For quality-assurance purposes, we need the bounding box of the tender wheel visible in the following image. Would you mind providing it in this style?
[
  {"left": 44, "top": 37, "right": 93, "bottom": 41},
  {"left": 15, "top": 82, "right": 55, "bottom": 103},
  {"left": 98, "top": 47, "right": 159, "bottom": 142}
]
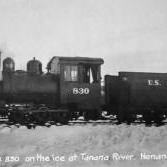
[
  {"left": 153, "top": 111, "right": 164, "bottom": 126},
  {"left": 117, "top": 107, "right": 126, "bottom": 124},
  {"left": 83, "top": 111, "right": 89, "bottom": 121},
  {"left": 143, "top": 111, "right": 152, "bottom": 125}
]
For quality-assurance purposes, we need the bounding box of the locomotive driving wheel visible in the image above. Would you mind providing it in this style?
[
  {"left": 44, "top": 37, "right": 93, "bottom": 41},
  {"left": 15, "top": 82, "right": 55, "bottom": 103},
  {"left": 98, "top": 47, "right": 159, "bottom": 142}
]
[
  {"left": 51, "top": 109, "right": 69, "bottom": 125},
  {"left": 8, "top": 111, "right": 25, "bottom": 124},
  {"left": 83, "top": 109, "right": 101, "bottom": 121}
]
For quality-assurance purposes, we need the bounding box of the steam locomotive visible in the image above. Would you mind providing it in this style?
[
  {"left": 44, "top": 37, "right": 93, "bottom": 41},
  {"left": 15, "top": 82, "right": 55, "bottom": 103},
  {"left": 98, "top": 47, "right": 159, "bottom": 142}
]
[{"left": 0, "top": 56, "right": 167, "bottom": 125}]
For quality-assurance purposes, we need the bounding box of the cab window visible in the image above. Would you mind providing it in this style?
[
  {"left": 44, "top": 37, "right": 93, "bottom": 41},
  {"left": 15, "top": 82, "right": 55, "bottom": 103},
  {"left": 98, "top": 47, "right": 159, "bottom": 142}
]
[
  {"left": 82, "top": 65, "right": 100, "bottom": 83},
  {"left": 64, "top": 65, "right": 78, "bottom": 81}
]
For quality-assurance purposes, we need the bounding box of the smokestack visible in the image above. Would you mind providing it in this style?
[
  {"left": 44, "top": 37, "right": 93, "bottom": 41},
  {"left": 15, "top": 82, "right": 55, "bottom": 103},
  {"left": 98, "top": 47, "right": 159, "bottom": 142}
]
[
  {"left": 0, "top": 51, "right": 2, "bottom": 81},
  {"left": 0, "top": 51, "right": 1, "bottom": 69},
  {"left": 0, "top": 51, "right": 1, "bottom": 71}
]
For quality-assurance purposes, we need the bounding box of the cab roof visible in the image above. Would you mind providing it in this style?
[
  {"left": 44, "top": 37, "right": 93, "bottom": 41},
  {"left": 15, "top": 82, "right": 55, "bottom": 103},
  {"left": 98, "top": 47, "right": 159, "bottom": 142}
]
[{"left": 47, "top": 56, "right": 104, "bottom": 69}]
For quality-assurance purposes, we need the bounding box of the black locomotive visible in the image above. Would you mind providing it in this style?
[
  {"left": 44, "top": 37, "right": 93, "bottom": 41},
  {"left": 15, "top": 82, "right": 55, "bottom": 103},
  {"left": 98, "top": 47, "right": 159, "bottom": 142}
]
[
  {"left": 0, "top": 56, "right": 167, "bottom": 125},
  {"left": 0, "top": 56, "right": 103, "bottom": 124}
]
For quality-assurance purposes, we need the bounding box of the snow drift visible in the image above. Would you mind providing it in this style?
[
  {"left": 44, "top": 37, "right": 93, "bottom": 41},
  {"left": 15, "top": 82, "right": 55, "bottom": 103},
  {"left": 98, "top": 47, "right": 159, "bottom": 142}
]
[{"left": 0, "top": 124, "right": 167, "bottom": 167}]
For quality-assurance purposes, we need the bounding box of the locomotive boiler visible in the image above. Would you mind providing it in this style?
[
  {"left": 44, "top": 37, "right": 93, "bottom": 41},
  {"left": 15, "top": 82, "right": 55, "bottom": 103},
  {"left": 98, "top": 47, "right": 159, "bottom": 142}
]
[{"left": 2, "top": 58, "right": 59, "bottom": 106}]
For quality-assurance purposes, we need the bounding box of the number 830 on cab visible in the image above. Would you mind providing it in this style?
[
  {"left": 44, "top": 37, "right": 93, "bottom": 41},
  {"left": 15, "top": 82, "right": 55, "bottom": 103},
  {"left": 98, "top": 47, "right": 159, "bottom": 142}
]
[{"left": 72, "top": 88, "right": 90, "bottom": 95}]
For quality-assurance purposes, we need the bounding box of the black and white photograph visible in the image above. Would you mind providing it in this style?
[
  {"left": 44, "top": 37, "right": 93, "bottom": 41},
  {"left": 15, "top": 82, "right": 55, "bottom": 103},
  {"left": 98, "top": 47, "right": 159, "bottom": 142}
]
[{"left": 0, "top": 0, "right": 167, "bottom": 166}]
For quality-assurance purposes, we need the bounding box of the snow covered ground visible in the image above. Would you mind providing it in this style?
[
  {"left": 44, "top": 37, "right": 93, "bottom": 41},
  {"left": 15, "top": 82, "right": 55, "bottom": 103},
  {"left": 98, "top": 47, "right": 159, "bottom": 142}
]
[{"left": 0, "top": 124, "right": 167, "bottom": 167}]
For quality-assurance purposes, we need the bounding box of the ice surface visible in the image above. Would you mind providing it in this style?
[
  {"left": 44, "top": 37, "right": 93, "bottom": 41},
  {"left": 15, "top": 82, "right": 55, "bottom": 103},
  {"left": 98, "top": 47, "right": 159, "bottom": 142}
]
[{"left": 0, "top": 124, "right": 167, "bottom": 167}]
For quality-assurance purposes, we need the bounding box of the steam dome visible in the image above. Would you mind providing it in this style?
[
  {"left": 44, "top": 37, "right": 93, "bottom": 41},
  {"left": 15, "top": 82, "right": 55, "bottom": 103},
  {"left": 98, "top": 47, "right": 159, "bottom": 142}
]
[{"left": 27, "top": 57, "right": 42, "bottom": 74}]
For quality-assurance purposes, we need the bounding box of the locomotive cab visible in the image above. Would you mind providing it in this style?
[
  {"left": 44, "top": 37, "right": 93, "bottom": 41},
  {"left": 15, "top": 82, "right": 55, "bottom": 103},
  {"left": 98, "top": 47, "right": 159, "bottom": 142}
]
[{"left": 48, "top": 56, "right": 104, "bottom": 120}]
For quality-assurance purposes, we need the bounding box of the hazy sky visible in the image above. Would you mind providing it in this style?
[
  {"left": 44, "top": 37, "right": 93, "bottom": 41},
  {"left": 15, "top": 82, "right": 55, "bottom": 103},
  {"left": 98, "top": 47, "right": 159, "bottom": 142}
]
[{"left": 0, "top": 0, "right": 167, "bottom": 75}]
